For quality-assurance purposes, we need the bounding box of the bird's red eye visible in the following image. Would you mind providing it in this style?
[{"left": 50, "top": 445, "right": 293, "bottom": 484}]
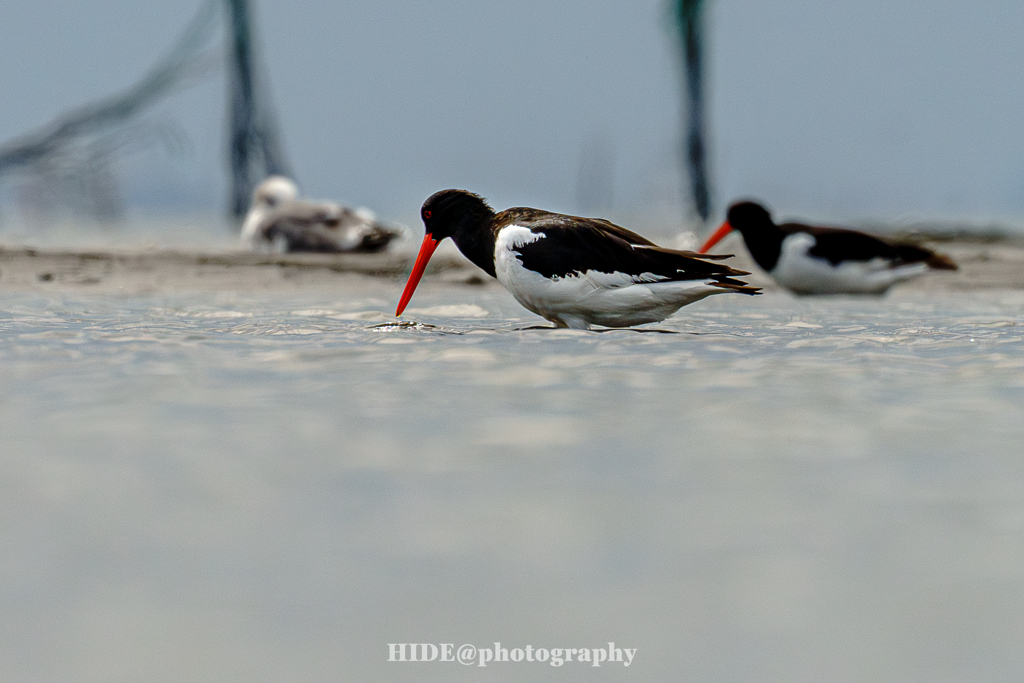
[{"left": 423, "top": 209, "right": 432, "bottom": 219}]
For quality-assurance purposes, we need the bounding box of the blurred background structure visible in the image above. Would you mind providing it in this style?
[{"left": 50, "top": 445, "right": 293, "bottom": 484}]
[
  {"left": 0, "top": 0, "right": 1022, "bottom": 233},
  {"left": 225, "top": 0, "right": 290, "bottom": 219},
  {"left": 0, "top": 1, "right": 222, "bottom": 226},
  {"left": 0, "top": 0, "right": 289, "bottom": 227},
  {"left": 674, "top": 0, "right": 712, "bottom": 228}
]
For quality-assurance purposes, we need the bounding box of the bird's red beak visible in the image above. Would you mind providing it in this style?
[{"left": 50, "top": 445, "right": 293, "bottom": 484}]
[
  {"left": 395, "top": 232, "right": 441, "bottom": 316},
  {"left": 699, "top": 221, "right": 734, "bottom": 254}
]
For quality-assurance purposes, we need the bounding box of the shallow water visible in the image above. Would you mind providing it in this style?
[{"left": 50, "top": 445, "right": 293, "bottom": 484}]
[{"left": 2, "top": 280, "right": 1024, "bottom": 682}]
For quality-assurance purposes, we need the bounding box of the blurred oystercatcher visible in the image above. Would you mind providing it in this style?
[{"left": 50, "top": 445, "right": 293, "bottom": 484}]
[
  {"left": 395, "top": 189, "right": 760, "bottom": 330},
  {"left": 241, "top": 176, "right": 404, "bottom": 253},
  {"left": 700, "top": 201, "right": 958, "bottom": 295}
]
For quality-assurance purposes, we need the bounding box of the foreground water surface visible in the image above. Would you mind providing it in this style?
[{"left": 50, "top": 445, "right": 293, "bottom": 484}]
[{"left": 2, "top": 279, "right": 1024, "bottom": 682}]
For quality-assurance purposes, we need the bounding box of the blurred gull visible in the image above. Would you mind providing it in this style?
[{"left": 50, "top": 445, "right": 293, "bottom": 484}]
[{"left": 241, "top": 176, "right": 404, "bottom": 253}]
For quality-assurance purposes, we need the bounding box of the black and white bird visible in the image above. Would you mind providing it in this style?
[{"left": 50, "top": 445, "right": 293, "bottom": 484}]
[
  {"left": 395, "top": 189, "right": 759, "bottom": 329},
  {"left": 701, "top": 201, "right": 958, "bottom": 295},
  {"left": 240, "top": 176, "right": 403, "bottom": 253}
]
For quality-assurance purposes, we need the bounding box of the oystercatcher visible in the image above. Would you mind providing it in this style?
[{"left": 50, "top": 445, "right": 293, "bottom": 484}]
[
  {"left": 395, "top": 189, "right": 760, "bottom": 330},
  {"left": 700, "top": 201, "right": 958, "bottom": 295},
  {"left": 241, "top": 176, "right": 404, "bottom": 253}
]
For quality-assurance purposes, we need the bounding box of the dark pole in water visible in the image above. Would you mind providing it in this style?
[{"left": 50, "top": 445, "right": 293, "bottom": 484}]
[
  {"left": 226, "top": 0, "right": 290, "bottom": 219},
  {"left": 674, "top": 0, "right": 712, "bottom": 228}
]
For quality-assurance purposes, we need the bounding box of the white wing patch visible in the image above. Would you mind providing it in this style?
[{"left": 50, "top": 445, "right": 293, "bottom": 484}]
[{"left": 496, "top": 225, "right": 544, "bottom": 251}]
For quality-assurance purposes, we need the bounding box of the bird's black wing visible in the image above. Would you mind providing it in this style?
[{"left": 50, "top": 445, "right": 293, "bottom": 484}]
[
  {"left": 502, "top": 210, "right": 755, "bottom": 289},
  {"left": 787, "top": 223, "right": 956, "bottom": 269}
]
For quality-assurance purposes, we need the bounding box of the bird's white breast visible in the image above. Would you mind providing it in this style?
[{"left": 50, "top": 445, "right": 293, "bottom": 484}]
[{"left": 240, "top": 207, "right": 267, "bottom": 248}]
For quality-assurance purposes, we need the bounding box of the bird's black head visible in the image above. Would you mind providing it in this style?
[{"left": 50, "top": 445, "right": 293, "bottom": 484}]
[
  {"left": 726, "top": 201, "right": 775, "bottom": 234},
  {"left": 420, "top": 189, "right": 495, "bottom": 241},
  {"left": 418, "top": 189, "right": 499, "bottom": 276},
  {"left": 719, "top": 200, "right": 787, "bottom": 271}
]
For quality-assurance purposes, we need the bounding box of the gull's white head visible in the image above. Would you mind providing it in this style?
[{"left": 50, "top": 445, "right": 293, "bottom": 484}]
[
  {"left": 253, "top": 175, "right": 299, "bottom": 209},
  {"left": 241, "top": 176, "right": 300, "bottom": 247}
]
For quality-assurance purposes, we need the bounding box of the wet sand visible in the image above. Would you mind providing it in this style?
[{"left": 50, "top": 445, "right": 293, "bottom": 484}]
[
  {"left": 1, "top": 236, "right": 1022, "bottom": 296},
  {"left": 0, "top": 243, "right": 481, "bottom": 294},
  {"left": 3, "top": 234, "right": 1024, "bottom": 683}
]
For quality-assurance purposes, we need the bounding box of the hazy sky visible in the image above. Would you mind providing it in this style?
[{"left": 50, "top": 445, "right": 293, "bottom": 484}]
[{"left": 2, "top": 0, "right": 1023, "bottom": 229}]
